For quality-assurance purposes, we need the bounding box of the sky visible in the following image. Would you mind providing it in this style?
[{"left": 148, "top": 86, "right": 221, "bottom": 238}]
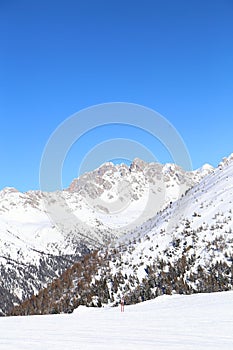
[{"left": 1, "top": 0, "right": 233, "bottom": 192}]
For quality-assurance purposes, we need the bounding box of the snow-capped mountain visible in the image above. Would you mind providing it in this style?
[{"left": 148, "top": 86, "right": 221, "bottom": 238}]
[
  {"left": 9, "top": 154, "right": 233, "bottom": 316},
  {"left": 0, "top": 159, "right": 212, "bottom": 315},
  {"left": 67, "top": 158, "right": 213, "bottom": 229}
]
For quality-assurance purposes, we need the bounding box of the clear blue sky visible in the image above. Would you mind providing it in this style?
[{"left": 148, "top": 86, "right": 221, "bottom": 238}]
[{"left": 1, "top": 0, "right": 233, "bottom": 191}]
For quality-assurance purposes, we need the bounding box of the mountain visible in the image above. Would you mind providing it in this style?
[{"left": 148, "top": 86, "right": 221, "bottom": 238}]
[
  {"left": 67, "top": 159, "right": 213, "bottom": 230},
  {"left": 9, "top": 154, "right": 233, "bottom": 316},
  {"left": 0, "top": 159, "right": 212, "bottom": 315}
]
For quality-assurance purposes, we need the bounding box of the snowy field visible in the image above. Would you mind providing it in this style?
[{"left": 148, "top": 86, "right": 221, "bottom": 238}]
[{"left": 0, "top": 292, "right": 232, "bottom": 350}]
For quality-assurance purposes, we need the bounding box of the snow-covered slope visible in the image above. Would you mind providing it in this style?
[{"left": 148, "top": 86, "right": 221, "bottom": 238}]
[
  {"left": 10, "top": 154, "right": 233, "bottom": 317},
  {"left": 0, "top": 159, "right": 211, "bottom": 314},
  {"left": 117, "top": 153, "right": 233, "bottom": 273},
  {"left": 2, "top": 292, "right": 233, "bottom": 350},
  {"left": 103, "top": 153, "right": 233, "bottom": 302}
]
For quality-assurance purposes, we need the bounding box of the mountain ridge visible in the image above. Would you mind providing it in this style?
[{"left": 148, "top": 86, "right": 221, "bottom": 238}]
[
  {"left": 0, "top": 158, "right": 215, "bottom": 315},
  {"left": 7, "top": 154, "right": 233, "bottom": 316}
]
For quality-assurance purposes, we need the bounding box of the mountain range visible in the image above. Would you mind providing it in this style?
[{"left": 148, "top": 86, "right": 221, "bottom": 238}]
[{"left": 2, "top": 155, "right": 233, "bottom": 315}]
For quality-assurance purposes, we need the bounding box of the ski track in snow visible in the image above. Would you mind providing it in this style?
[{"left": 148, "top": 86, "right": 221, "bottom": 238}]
[{"left": 0, "top": 291, "right": 232, "bottom": 350}]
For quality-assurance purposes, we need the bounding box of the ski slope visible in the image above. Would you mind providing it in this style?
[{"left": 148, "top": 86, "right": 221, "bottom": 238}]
[{"left": 1, "top": 291, "right": 232, "bottom": 350}]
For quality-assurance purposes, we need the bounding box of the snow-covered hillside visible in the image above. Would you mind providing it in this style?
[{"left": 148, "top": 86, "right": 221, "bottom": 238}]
[
  {"left": 2, "top": 292, "right": 233, "bottom": 350},
  {"left": 104, "top": 153, "right": 233, "bottom": 304},
  {"left": 118, "top": 153, "right": 233, "bottom": 277},
  {"left": 10, "top": 155, "right": 233, "bottom": 316},
  {"left": 0, "top": 159, "right": 211, "bottom": 314}
]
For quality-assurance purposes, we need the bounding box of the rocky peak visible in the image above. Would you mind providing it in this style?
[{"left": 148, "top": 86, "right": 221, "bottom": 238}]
[{"left": 129, "top": 158, "right": 148, "bottom": 172}]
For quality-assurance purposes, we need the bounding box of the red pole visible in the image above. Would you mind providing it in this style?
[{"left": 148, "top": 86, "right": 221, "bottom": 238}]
[{"left": 121, "top": 297, "right": 124, "bottom": 312}]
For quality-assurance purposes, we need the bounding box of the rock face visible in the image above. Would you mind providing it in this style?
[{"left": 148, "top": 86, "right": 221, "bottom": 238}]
[
  {"left": 0, "top": 159, "right": 213, "bottom": 315},
  {"left": 67, "top": 159, "right": 213, "bottom": 229}
]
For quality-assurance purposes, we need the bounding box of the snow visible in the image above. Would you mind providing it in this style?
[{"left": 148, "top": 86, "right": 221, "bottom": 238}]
[
  {"left": 0, "top": 156, "right": 230, "bottom": 314},
  {"left": 1, "top": 291, "right": 232, "bottom": 350},
  {"left": 0, "top": 158, "right": 213, "bottom": 256},
  {"left": 110, "top": 155, "right": 233, "bottom": 288}
]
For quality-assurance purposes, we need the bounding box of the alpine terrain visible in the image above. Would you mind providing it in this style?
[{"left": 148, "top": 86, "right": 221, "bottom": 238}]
[
  {"left": 5, "top": 155, "right": 233, "bottom": 316},
  {"left": 0, "top": 159, "right": 212, "bottom": 315}
]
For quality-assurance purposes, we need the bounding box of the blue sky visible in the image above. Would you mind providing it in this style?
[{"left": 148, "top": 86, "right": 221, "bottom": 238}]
[{"left": 1, "top": 0, "right": 233, "bottom": 191}]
